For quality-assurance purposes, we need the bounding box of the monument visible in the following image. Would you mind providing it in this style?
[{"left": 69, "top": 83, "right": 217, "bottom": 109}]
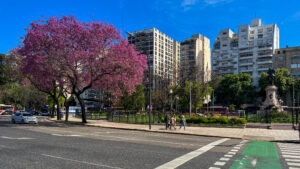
[{"left": 261, "top": 68, "right": 283, "bottom": 112}]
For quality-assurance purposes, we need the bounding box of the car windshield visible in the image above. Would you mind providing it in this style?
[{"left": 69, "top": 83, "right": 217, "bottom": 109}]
[{"left": 23, "top": 113, "right": 33, "bottom": 116}]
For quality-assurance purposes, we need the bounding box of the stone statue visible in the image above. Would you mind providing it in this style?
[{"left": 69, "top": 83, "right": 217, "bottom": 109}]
[{"left": 267, "top": 68, "right": 275, "bottom": 85}]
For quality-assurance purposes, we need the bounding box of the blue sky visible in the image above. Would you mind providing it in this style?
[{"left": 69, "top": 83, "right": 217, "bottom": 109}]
[{"left": 1, "top": 0, "right": 300, "bottom": 54}]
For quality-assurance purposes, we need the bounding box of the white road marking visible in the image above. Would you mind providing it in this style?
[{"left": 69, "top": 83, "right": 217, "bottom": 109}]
[
  {"left": 225, "top": 154, "right": 233, "bottom": 157},
  {"left": 283, "top": 155, "right": 300, "bottom": 159},
  {"left": 282, "top": 152, "right": 300, "bottom": 155},
  {"left": 288, "top": 163, "right": 300, "bottom": 167},
  {"left": 251, "top": 159, "right": 257, "bottom": 167},
  {"left": 51, "top": 134, "right": 81, "bottom": 137},
  {"left": 228, "top": 152, "right": 236, "bottom": 155},
  {"left": 155, "top": 138, "right": 229, "bottom": 169},
  {"left": 209, "top": 167, "right": 220, "bottom": 169},
  {"left": 286, "top": 159, "right": 300, "bottom": 162},
  {"left": 214, "top": 161, "right": 226, "bottom": 166},
  {"left": 41, "top": 154, "right": 123, "bottom": 169},
  {"left": 289, "top": 167, "right": 300, "bottom": 169},
  {"left": 0, "top": 136, "right": 34, "bottom": 140},
  {"left": 220, "top": 157, "right": 230, "bottom": 161},
  {"left": 231, "top": 149, "right": 238, "bottom": 152},
  {"left": 233, "top": 146, "right": 240, "bottom": 149},
  {"left": 280, "top": 148, "right": 300, "bottom": 151},
  {"left": 281, "top": 150, "right": 300, "bottom": 153}
]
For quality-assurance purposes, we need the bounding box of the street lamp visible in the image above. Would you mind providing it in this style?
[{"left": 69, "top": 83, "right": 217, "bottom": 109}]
[
  {"left": 170, "top": 89, "right": 173, "bottom": 112},
  {"left": 148, "top": 58, "right": 152, "bottom": 130}
]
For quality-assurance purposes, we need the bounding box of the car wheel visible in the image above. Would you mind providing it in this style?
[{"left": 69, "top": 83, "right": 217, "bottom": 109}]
[
  {"left": 21, "top": 119, "right": 25, "bottom": 124},
  {"left": 12, "top": 119, "right": 16, "bottom": 124}
]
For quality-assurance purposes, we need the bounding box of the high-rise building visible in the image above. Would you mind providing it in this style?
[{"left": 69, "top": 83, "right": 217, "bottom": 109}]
[
  {"left": 273, "top": 46, "right": 300, "bottom": 78},
  {"left": 180, "top": 34, "right": 211, "bottom": 83},
  {"left": 127, "top": 28, "right": 180, "bottom": 88},
  {"left": 212, "top": 18, "right": 279, "bottom": 85}
]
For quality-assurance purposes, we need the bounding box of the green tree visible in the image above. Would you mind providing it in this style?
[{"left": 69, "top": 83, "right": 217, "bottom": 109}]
[
  {"left": 215, "top": 73, "right": 256, "bottom": 107},
  {"left": 117, "top": 85, "right": 145, "bottom": 111},
  {"left": 259, "top": 68, "right": 293, "bottom": 102},
  {"left": 178, "top": 81, "right": 212, "bottom": 113}
]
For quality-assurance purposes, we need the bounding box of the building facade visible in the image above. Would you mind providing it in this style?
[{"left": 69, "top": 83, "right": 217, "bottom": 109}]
[
  {"left": 127, "top": 28, "right": 180, "bottom": 88},
  {"left": 273, "top": 46, "right": 300, "bottom": 78},
  {"left": 212, "top": 18, "right": 279, "bottom": 85},
  {"left": 180, "top": 34, "right": 211, "bottom": 83}
]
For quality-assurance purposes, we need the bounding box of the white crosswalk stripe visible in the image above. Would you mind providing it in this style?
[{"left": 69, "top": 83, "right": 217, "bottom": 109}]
[
  {"left": 278, "top": 143, "right": 300, "bottom": 168},
  {"left": 208, "top": 140, "right": 248, "bottom": 169}
]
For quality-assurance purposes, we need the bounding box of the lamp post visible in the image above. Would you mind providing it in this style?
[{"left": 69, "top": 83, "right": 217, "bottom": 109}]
[
  {"left": 148, "top": 59, "right": 152, "bottom": 130},
  {"left": 170, "top": 89, "right": 173, "bottom": 112},
  {"left": 189, "top": 82, "right": 192, "bottom": 117},
  {"left": 175, "top": 96, "right": 179, "bottom": 112}
]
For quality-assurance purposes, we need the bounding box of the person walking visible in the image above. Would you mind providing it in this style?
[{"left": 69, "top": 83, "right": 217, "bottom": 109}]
[
  {"left": 165, "top": 113, "right": 170, "bottom": 130},
  {"left": 170, "top": 114, "right": 177, "bottom": 130},
  {"left": 179, "top": 114, "right": 186, "bottom": 130}
]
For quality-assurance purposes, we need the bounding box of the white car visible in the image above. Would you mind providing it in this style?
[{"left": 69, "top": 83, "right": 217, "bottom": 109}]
[{"left": 11, "top": 112, "right": 38, "bottom": 124}]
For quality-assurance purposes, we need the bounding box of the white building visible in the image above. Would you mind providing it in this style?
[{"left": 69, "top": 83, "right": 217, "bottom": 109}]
[
  {"left": 127, "top": 28, "right": 180, "bottom": 88},
  {"left": 212, "top": 18, "right": 279, "bottom": 85}
]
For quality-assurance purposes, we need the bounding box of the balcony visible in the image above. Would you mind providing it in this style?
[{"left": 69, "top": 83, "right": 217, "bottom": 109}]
[
  {"left": 257, "top": 67, "right": 269, "bottom": 71},
  {"left": 239, "top": 68, "right": 253, "bottom": 73},
  {"left": 257, "top": 60, "right": 272, "bottom": 65},
  {"left": 219, "top": 70, "right": 234, "bottom": 74},
  {"left": 217, "top": 57, "right": 234, "bottom": 61},
  {"left": 257, "top": 53, "right": 272, "bottom": 58},
  {"left": 257, "top": 46, "right": 273, "bottom": 51},
  {"left": 239, "top": 56, "right": 253, "bottom": 60},
  {"left": 218, "top": 63, "right": 235, "bottom": 68},
  {"left": 239, "top": 62, "right": 253, "bottom": 66}
]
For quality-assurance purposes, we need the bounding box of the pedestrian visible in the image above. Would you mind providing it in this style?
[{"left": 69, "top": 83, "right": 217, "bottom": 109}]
[
  {"left": 170, "top": 114, "right": 177, "bottom": 130},
  {"left": 165, "top": 113, "right": 170, "bottom": 130},
  {"left": 179, "top": 114, "right": 186, "bottom": 130}
]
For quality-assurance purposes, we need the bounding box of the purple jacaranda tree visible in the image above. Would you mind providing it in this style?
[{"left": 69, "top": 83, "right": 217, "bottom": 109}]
[{"left": 16, "top": 15, "right": 147, "bottom": 123}]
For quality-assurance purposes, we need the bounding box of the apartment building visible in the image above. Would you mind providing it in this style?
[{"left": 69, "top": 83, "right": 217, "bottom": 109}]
[
  {"left": 180, "top": 34, "right": 211, "bottom": 83},
  {"left": 127, "top": 28, "right": 180, "bottom": 88},
  {"left": 273, "top": 46, "right": 300, "bottom": 78},
  {"left": 212, "top": 18, "right": 279, "bottom": 85}
]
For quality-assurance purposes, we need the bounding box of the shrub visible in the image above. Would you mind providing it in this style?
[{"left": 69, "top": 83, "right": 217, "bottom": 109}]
[{"left": 218, "top": 117, "right": 229, "bottom": 124}]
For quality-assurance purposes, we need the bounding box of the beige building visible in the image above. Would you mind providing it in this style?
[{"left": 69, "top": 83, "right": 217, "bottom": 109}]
[
  {"left": 273, "top": 46, "right": 300, "bottom": 78},
  {"left": 180, "top": 34, "right": 211, "bottom": 83},
  {"left": 127, "top": 28, "right": 180, "bottom": 88}
]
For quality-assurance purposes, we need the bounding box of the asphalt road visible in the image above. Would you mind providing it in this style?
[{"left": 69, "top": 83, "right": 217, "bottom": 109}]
[{"left": 0, "top": 116, "right": 299, "bottom": 169}]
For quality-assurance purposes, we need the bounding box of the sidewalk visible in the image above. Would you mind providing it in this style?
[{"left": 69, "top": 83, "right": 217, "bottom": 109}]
[{"left": 49, "top": 116, "right": 300, "bottom": 142}]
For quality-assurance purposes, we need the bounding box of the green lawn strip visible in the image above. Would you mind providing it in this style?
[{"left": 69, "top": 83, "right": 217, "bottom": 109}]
[{"left": 229, "top": 141, "right": 281, "bottom": 169}]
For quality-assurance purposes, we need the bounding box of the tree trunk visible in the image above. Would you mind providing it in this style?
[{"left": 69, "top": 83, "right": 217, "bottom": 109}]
[
  {"left": 51, "top": 95, "right": 55, "bottom": 118},
  {"left": 76, "top": 94, "right": 87, "bottom": 123},
  {"left": 65, "top": 102, "right": 69, "bottom": 122},
  {"left": 56, "top": 96, "right": 60, "bottom": 120}
]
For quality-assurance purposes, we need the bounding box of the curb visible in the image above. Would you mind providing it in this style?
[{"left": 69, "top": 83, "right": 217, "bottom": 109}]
[{"left": 48, "top": 118, "right": 300, "bottom": 143}]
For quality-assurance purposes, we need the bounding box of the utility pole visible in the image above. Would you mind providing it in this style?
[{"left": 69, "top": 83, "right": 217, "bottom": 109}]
[
  {"left": 293, "top": 79, "right": 295, "bottom": 129},
  {"left": 212, "top": 89, "right": 214, "bottom": 113},
  {"left": 189, "top": 82, "right": 192, "bottom": 117},
  {"left": 148, "top": 60, "right": 152, "bottom": 130}
]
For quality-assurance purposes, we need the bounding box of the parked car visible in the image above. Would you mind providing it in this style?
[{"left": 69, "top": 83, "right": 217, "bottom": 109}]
[
  {"left": 11, "top": 112, "right": 38, "bottom": 124},
  {"left": 2, "top": 110, "right": 13, "bottom": 115},
  {"left": 39, "top": 111, "right": 50, "bottom": 116},
  {"left": 30, "top": 110, "right": 40, "bottom": 116}
]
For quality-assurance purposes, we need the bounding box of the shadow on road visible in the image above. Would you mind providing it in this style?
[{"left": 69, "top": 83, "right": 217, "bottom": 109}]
[{"left": 0, "top": 116, "right": 82, "bottom": 128}]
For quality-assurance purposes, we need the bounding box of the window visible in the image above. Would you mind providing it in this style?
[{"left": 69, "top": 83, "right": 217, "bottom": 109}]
[
  {"left": 258, "top": 34, "right": 263, "bottom": 38},
  {"left": 277, "top": 51, "right": 280, "bottom": 54},
  {"left": 222, "top": 32, "right": 227, "bottom": 35},
  {"left": 291, "top": 64, "right": 297, "bottom": 68},
  {"left": 278, "top": 56, "right": 283, "bottom": 61},
  {"left": 292, "top": 55, "right": 300, "bottom": 59},
  {"left": 250, "top": 31, "right": 254, "bottom": 34},
  {"left": 258, "top": 29, "right": 263, "bottom": 33}
]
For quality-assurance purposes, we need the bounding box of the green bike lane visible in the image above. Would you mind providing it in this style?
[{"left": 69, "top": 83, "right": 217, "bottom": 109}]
[{"left": 229, "top": 141, "right": 282, "bottom": 169}]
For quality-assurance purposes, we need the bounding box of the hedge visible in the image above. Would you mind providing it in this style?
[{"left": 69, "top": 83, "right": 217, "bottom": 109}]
[{"left": 185, "top": 116, "right": 246, "bottom": 125}]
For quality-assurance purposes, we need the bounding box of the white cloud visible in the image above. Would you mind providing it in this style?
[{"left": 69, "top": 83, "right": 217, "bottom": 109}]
[
  {"left": 203, "top": 0, "right": 232, "bottom": 5},
  {"left": 181, "top": 0, "right": 197, "bottom": 11}
]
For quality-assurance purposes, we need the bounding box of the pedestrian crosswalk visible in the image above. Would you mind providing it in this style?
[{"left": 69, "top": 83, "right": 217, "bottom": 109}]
[
  {"left": 278, "top": 143, "right": 300, "bottom": 169},
  {"left": 208, "top": 140, "right": 248, "bottom": 169}
]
